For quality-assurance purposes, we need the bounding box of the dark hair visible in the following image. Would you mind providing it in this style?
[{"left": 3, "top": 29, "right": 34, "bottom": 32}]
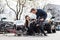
[
  {"left": 25, "top": 15, "right": 29, "bottom": 27},
  {"left": 25, "top": 15, "right": 29, "bottom": 19},
  {"left": 30, "top": 8, "right": 36, "bottom": 12}
]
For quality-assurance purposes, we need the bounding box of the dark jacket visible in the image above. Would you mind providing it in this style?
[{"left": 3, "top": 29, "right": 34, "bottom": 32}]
[{"left": 36, "top": 9, "right": 47, "bottom": 20}]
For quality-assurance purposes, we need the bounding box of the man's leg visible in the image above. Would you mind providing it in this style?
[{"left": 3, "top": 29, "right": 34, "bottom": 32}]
[{"left": 39, "top": 25, "right": 47, "bottom": 36}]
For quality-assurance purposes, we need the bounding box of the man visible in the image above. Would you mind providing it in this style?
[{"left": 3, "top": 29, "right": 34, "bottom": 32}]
[
  {"left": 30, "top": 8, "right": 47, "bottom": 36},
  {"left": 36, "top": 9, "right": 47, "bottom": 36}
]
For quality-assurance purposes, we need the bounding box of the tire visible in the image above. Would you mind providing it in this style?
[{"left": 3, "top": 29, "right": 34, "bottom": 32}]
[
  {"left": 44, "top": 23, "right": 51, "bottom": 33},
  {"left": 47, "top": 29, "right": 51, "bottom": 33},
  {"left": 52, "top": 29, "right": 56, "bottom": 33}
]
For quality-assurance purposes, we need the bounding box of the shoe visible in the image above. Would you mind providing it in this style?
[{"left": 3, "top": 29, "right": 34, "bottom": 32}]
[{"left": 44, "top": 34, "right": 47, "bottom": 36}]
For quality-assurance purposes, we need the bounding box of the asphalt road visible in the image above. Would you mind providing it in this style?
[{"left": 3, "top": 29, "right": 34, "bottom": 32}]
[{"left": 0, "top": 31, "right": 60, "bottom": 40}]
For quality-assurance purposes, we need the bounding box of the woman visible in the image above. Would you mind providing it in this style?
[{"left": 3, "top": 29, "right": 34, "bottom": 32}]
[{"left": 25, "top": 15, "right": 30, "bottom": 29}]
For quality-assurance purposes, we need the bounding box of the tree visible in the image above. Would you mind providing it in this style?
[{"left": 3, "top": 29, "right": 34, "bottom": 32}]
[{"left": 5, "top": 0, "right": 26, "bottom": 20}]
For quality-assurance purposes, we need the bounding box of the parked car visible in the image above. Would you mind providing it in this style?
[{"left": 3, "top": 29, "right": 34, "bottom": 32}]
[
  {"left": 14, "top": 20, "right": 26, "bottom": 36},
  {"left": 44, "top": 18, "right": 56, "bottom": 33},
  {"left": 0, "top": 17, "right": 15, "bottom": 33},
  {"left": 56, "top": 25, "right": 60, "bottom": 30}
]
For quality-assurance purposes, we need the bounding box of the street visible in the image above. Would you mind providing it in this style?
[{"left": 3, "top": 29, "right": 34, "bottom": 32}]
[{"left": 0, "top": 31, "right": 60, "bottom": 40}]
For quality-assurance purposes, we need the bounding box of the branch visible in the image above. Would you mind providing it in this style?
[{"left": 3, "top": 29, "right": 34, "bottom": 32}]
[
  {"left": 18, "top": 0, "right": 21, "bottom": 13},
  {"left": 18, "top": 0, "right": 26, "bottom": 13},
  {"left": 16, "top": 0, "right": 18, "bottom": 14},
  {"left": 20, "top": 5, "right": 23, "bottom": 15},
  {"left": 19, "top": 0, "right": 26, "bottom": 13},
  {"left": 19, "top": 5, "right": 24, "bottom": 20},
  {"left": 5, "top": 0, "right": 16, "bottom": 14},
  {"left": 24, "top": 0, "right": 26, "bottom": 4},
  {"left": 18, "top": 0, "right": 26, "bottom": 20},
  {"left": 16, "top": 0, "right": 21, "bottom": 14}
]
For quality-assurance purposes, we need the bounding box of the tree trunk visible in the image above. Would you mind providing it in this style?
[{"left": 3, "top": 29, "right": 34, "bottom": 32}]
[
  {"left": 16, "top": 13, "right": 19, "bottom": 20},
  {"left": 16, "top": 15, "right": 18, "bottom": 20}
]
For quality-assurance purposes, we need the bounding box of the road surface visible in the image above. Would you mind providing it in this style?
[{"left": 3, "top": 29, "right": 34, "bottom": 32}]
[{"left": 0, "top": 31, "right": 60, "bottom": 40}]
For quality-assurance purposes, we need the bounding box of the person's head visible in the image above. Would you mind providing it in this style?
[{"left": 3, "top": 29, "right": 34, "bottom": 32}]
[
  {"left": 30, "top": 8, "right": 37, "bottom": 14},
  {"left": 25, "top": 15, "right": 30, "bottom": 20}
]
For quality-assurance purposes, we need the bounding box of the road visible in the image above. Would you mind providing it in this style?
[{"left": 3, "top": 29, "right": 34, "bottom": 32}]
[{"left": 0, "top": 31, "right": 60, "bottom": 40}]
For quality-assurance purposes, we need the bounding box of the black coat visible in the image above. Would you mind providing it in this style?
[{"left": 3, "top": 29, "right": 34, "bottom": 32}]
[{"left": 36, "top": 9, "right": 47, "bottom": 20}]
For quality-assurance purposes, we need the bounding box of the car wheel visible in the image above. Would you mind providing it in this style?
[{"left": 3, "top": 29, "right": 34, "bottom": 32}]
[{"left": 52, "top": 29, "right": 56, "bottom": 33}]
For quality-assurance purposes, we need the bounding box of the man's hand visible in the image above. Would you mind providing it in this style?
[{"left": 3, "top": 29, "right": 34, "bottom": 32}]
[{"left": 40, "top": 18, "right": 44, "bottom": 21}]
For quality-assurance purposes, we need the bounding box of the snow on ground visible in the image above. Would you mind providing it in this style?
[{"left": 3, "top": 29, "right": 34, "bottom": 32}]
[{"left": 0, "top": 31, "right": 60, "bottom": 40}]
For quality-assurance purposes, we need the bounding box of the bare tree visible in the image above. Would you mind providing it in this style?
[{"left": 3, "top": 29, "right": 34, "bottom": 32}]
[{"left": 5, "top": 0, "right": 26, "bottom": 20}]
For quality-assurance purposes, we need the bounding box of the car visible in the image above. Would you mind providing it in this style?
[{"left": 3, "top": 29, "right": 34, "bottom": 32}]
[
  {"left": 14, "top": 20, "right": 26, "bottom": 36},
  {"left": 0, "top": 17, "right": 15, "bottom": 33},
  {"left": 56, "top": 25, "right": 60, "bottom": 30},
  {"left": 44, "top": 19, "right": 56, "bottom": 33}
]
